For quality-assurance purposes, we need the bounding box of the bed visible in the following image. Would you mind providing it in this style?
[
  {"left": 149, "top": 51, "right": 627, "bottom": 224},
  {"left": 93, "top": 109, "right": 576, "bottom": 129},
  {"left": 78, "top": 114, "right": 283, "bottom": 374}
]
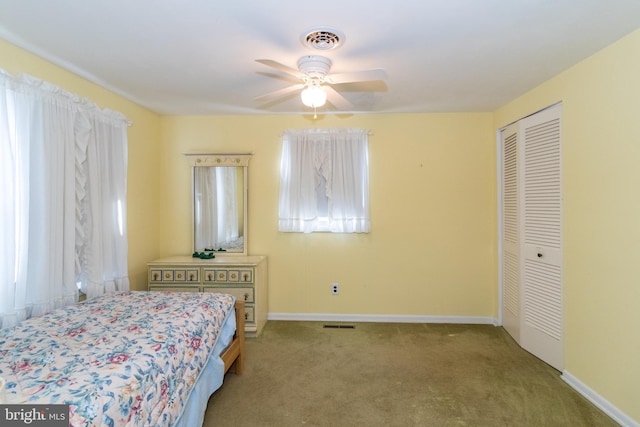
[{"left": 0, "top": 291, "right": 245, "bottom": 426}]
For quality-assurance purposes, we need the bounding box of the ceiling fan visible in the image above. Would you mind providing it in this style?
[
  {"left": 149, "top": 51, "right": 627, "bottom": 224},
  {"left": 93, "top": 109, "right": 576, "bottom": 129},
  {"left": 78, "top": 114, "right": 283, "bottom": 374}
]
[{"left": 254, "top": 55, "right": 387, "bottom": 113}]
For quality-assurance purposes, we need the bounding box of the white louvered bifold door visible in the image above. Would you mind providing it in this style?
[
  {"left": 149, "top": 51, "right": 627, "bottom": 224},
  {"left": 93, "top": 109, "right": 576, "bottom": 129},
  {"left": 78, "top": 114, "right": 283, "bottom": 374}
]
[
  {"left": 501, "top": 123, "right": 521, "bottom": 342},
  {"left": 520, "top": 104, "right": 563, "bottom": 371}
]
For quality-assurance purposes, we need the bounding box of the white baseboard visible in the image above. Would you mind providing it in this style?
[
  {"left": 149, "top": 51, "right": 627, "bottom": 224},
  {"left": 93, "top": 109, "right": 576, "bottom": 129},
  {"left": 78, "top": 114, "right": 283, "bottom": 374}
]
[
  {"left": 562, "top": 370, "right": 638, "bottom": 427},
  {"left": 268, "top": 312, "right": 499, "bottom": 326}
]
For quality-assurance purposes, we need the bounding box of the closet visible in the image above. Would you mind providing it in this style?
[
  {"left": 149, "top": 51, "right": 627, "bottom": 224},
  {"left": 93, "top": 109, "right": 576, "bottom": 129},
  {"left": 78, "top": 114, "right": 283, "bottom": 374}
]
[{"left": 500, "top": 103, "right": 563, "bottom": 371}]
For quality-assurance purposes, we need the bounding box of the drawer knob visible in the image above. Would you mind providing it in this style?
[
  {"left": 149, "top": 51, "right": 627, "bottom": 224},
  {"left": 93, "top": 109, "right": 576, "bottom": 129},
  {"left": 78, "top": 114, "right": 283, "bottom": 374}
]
[{"left": 244, "top": 293, "right": 249, "bottom": 301}]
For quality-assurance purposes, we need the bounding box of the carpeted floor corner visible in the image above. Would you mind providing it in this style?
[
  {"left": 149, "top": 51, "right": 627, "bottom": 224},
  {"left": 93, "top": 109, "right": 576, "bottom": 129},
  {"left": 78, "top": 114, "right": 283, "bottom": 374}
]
[{"left": 203, "top": 321, "right": 616, "bottom": 426}]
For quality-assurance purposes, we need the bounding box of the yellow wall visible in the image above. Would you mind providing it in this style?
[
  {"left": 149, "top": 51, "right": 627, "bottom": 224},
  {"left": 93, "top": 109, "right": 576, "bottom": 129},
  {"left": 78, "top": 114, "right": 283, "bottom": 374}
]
[
  {"left": 159, "top": 114, "right": 497, "bottom": 317},
  {"left": 0, "top": 39, "right": 162, "bottom": 290},
  {"left": 494, "top": 29, "right": 640, "bottom": 422}
]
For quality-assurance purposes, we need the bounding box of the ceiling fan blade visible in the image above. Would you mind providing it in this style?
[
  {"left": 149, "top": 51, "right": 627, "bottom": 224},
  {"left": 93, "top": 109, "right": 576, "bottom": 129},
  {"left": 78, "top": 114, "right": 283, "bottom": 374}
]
[
  {"left": 254, "top": 83, "right": 305, "bottom": 102},
  {"left": 326, "top": 69, "right": 387, "bottom": 84},
  {"left": 325, "top": 86, "right": 352, "bottom": 110},
  {"left": 256, "top": 59, "right": 303, "bottom": 79}
]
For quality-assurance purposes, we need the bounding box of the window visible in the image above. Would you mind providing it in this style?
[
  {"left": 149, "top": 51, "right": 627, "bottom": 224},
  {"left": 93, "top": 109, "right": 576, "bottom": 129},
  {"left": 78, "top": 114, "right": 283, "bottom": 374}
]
[{"left": 278, "top": 128, "right": 370, "bottom": 233}]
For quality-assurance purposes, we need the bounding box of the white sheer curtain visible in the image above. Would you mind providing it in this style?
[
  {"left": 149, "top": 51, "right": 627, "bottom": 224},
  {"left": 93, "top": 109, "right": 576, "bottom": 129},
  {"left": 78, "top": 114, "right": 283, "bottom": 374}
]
[
  {"left": 279, "top": 128, "right": 370, "bottom": 233},
  {"left": 0, "top": 70, "right": 129, "bottom": 328}
]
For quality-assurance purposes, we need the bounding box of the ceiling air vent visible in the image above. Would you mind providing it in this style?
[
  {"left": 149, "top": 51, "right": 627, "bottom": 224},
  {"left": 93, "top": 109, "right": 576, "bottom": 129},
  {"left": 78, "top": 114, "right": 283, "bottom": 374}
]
[{"left": 301, "top": 26, "right": 345, "bottom": 51}]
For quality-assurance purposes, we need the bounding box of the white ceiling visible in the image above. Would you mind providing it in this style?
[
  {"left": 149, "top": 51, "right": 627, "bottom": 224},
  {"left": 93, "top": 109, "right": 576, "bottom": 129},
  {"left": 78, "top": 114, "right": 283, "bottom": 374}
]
[{"left": 1, "top": 0, "right": 639, "bottom": 116}]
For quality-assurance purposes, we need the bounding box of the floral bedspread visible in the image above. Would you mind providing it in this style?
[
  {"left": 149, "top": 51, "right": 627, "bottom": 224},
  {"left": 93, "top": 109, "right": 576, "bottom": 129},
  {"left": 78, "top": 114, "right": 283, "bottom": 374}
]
[{"left": 0, "top": 291, "right": 235, "bottom": 426}]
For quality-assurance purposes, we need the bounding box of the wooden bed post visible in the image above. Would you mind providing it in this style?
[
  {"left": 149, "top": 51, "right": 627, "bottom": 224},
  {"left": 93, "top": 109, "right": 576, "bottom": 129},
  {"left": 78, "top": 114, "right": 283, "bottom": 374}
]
[
  {"left": 232, "top": 300, "right": 245, "bottom": 374},
  {"left": 221, "top": 300, "right": 245, "bottom": 375}
]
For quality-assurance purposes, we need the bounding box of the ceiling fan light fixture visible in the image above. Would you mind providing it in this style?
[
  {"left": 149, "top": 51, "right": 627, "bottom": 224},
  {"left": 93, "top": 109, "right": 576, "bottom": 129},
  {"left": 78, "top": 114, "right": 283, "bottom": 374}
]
[{"left": 301, "top": 85, "right": 327, "bottom": 108}]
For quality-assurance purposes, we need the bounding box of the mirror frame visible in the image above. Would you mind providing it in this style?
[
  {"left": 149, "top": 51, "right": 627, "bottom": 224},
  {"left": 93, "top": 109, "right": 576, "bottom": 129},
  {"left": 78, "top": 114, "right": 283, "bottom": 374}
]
[{"left": 186, "top": 153, "right": 252, "bottom": 256}]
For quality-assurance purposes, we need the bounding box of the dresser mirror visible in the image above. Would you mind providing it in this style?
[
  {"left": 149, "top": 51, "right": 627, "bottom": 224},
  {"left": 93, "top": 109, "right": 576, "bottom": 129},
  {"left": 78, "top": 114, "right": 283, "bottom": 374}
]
[{"left": 186, "top": 154, "right": 251, "bottom": 256}]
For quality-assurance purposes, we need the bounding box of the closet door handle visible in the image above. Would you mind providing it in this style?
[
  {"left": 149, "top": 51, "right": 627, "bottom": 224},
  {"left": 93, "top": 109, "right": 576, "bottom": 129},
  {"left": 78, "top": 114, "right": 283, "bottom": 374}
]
[{"left": 537, "top": 253, "right": 543, "bottom": 258}]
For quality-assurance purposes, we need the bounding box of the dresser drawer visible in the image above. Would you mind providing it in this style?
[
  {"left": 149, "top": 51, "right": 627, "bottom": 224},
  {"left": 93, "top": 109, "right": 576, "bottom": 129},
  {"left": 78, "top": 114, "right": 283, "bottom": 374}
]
[
  {"left": 243, "top": 305, "right": 255, "bottom": 323},
  {"left": 203, "top": 268, "right": 254, "bottom": 283},
  {"left": 149, "top": 268, "right": 199, "bottom": 283},
  {"left": 203, "top": 286, "right": 254, "bottom": 303}
]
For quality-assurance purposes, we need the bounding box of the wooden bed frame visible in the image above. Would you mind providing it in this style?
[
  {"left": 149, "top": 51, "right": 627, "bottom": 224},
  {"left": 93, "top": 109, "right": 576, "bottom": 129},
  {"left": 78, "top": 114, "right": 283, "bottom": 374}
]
[{"left": 220, "top": 300, "right": 245, "bottom": 374}]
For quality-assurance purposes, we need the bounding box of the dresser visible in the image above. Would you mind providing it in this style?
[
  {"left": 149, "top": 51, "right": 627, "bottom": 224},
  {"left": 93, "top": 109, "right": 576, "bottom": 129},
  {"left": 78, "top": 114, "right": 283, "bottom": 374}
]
[{"left": 147, "top": 255, "right": 268, "bottom": 337}]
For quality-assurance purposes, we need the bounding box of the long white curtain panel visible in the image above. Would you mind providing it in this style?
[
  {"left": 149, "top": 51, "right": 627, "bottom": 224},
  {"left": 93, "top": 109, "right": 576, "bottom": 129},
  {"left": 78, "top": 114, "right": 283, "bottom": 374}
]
[{"left": 0, "top": 70, "right": 129, "bottom": 328}]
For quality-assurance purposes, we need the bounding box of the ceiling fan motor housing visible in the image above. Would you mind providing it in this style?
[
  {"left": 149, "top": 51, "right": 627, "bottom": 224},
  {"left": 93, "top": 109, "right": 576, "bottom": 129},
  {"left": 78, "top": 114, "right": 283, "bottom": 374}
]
[{"left": 297, "top": 55, "right": 332, "bottom": 80}]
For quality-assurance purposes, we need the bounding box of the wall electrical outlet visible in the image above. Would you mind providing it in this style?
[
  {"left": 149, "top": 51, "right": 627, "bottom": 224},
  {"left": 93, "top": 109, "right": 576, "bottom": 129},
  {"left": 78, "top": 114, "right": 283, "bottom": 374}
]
[{"left": 331, "top": 283, "right": 340, "bottom": 295}]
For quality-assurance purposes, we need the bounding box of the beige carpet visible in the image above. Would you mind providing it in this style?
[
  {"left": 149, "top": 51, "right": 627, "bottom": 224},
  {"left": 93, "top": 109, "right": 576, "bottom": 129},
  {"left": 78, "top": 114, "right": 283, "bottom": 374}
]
[{"left": 203, "top": 321, "right": 616, "bottom": 426}]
